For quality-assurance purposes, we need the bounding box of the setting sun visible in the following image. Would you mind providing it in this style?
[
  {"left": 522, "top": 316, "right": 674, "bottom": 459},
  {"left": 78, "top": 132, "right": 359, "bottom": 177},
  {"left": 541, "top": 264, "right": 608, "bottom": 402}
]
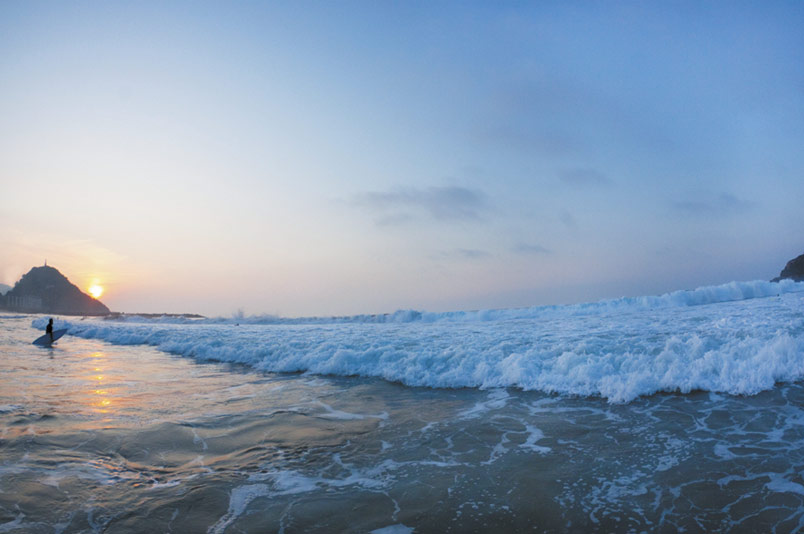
[{"left": 88, "top": 284, "right": 104, "bottom": 299}]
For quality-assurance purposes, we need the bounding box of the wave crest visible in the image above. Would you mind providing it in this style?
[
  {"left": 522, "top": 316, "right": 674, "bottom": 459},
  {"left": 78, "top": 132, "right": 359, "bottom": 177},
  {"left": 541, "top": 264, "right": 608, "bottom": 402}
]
[
  {"left": 72, "top": 279, "right": 804, "bottom": 326},
  {"left": 33, "top": 280, "right": 804, "bottom": 403}
]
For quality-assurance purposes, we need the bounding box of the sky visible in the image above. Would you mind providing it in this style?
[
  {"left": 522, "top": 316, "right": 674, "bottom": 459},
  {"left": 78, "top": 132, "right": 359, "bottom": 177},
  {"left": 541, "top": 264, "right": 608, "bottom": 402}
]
[{"left": 1, "top": 1, "right": 803, "bottom": 317}]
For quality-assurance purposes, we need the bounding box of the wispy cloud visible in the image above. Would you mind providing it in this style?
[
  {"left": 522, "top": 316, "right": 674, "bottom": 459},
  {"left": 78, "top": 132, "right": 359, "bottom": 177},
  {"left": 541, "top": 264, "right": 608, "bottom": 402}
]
[
  {"left": 512, "top": 243, "right": 551, "bottom": 255},
  {"left": 430, "top": 248, "right": 493, "bottom": 262},
  {"left": 354, "top": 186, "right": 490, "bottom": 224},
  {"left": 479, "top": 125, "right": 581, "bottom": 156},
  {"left": 560, "top": 168, "right": 612, "bottom": 188},
  {"left": 559, "top": 209, "right": 578, "bottom": 230},
  {"left": 373, "top": 213, "right": 415, "bottom": 227},
  {"left": 456, "top": 248, "right": 492, "bottom": 259},
  {"left": 672, "top": 193, "right": 755, "bottom": 217}
]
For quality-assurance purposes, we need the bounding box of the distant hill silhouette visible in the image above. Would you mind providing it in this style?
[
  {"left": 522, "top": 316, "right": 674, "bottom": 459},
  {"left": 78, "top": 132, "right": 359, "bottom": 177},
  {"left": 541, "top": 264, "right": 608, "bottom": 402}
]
[
  {"left": 1, "top": 265, "right": 110, "bottom": 316},
  {"left": 772, "top": 253, "right": 804, "bottom": 282}
]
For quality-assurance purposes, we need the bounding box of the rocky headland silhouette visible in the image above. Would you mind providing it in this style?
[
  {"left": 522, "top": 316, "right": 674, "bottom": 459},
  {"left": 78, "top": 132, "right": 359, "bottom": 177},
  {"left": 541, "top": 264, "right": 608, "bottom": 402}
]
[
  {"left": 772, "top": 253, "right": 804, "bottom": 282},
  {"left": 0, "top": 265, "right": 110, "bottom": 316}
]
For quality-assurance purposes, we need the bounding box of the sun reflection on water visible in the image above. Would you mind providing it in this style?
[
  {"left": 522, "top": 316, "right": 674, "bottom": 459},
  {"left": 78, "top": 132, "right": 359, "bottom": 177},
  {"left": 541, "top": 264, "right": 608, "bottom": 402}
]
[{"left": 86, "top": 351, "right": 113, "bottom": 414}]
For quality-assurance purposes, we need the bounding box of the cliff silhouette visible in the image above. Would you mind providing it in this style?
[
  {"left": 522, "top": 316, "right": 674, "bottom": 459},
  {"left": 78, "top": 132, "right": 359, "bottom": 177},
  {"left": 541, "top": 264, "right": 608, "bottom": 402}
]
[
  {"left": 772, "top": 253, "right": 804, "bottom": 282},
  {"left": 1, "top": 265, "right": 110, "bottom": 316}
]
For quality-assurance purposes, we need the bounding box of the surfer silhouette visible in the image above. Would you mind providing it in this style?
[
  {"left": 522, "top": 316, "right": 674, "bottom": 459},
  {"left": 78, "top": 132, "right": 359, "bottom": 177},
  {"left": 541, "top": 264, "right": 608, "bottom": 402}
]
[{"left": 46, "top": 318, "right": 53, "bottom": 342}]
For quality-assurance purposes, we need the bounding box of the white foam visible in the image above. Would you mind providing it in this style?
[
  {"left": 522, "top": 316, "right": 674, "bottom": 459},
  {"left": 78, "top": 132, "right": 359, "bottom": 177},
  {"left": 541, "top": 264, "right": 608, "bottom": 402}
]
[
  {"left": 271, "top": 471, "right": 321, "bottom": 494},
  {"left": 314, "top": 401, "right": 388, "bottom": 421},
  {"left": 521, "top": 425, "right": 551, "bottom": 454},
  {"left": 45, "top": 281, "right": 804, "bottom": 403},
  {"left": 766, "top": 474, "right": 804, "bottom": 496},
  {"left": 482, "top": 434, "right": 511, "bottom": 465},
  {"left": 714, "top": 443, "right": 737, "bottom": 460},
  {"left": 208, "top": 484, "right": 271, "bottom": 534},
  {"left": 0, "top": 511, "right": 26, "bottom": 533},
  {"left": 458, "top": 389, "right": 510, "bottom": 419},
  {"left": 371, "top": 525, "right": 415, "bottom": 534},
  {"left": 189, "top": 427, "right": 208, "bottom": 451}
]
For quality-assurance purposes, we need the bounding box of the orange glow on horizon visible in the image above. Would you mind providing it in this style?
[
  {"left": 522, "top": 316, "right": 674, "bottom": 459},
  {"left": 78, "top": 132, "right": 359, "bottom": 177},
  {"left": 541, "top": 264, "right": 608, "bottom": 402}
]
[{"left": 88, "top": 284, "right": 104, "bottom": 299}]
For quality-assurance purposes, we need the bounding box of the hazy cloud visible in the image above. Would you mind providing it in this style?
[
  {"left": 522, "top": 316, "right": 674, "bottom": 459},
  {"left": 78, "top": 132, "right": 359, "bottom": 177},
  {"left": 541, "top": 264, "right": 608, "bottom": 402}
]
[
  {"left": 1, "top": 230, "right": 129, "bottom": 286},
  {"left": 456, "top": 248, "right": 492, "bottom": 259},
  {"left": 672, "top": 193, "right": 755, "bottom": 217},
  {"left": 559, "top": 209, "right": 578, "bottom": 230},
  {"left": 373, "top": 213, "right": 415, "bottom": 227},
  {"left": 354, "top": 186, "right": 489, "bottom": 223},
  {"left": 479, "top": 125, "right": 582, "bottom": 156},
  {"left": 429, "top": 248, "right": 493, "bottom": 262},
  {"left": 512, "top": 243, "right": 551, "bottom": 255},
  {"left": 560, "top": 168, "right": 612, "bottom": 188}
]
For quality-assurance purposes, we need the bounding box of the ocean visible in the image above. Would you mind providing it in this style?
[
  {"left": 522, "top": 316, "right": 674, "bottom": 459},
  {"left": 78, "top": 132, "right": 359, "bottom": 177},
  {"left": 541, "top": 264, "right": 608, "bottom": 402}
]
[{"left": 2, "top": 279, "right": 804, "bottom": 533}]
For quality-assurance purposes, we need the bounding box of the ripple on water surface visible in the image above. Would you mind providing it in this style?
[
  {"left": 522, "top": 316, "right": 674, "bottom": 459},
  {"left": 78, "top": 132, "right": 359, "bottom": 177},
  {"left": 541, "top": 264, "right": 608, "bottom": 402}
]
[{"left": 3, "top": 307, "right": 804, "bottom": 532}]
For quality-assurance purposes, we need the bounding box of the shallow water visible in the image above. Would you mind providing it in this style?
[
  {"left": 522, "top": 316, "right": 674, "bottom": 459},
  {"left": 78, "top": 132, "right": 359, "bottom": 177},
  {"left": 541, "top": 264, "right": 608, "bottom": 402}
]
[{"left": 3, "top": 296, "right": 804, "bottom": 532}]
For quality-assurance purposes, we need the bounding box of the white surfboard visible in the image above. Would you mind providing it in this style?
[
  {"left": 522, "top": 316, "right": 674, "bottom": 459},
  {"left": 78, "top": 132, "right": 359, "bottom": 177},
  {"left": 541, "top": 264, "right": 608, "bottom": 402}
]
[{"left": 33, "top": 329, "right": 68, "bottom": 346}]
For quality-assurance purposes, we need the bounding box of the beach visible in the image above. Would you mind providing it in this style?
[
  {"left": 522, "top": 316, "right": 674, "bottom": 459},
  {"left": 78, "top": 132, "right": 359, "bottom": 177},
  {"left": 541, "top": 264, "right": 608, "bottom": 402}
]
[
  {"left": 4, "top": 2, "right": 804, "bottom": 531},
  {"left": 2, "top": 282, "right": 804, "bottom": 532}
]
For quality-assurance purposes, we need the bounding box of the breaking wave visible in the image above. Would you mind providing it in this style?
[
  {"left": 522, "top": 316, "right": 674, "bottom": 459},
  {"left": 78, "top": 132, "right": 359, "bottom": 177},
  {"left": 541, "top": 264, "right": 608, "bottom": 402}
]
[
  {"left": 102, "top": 279, "right": 804, "bottom": 325},
  {"left": 33, "top": 280, "right": 804, "bottom": 402}
]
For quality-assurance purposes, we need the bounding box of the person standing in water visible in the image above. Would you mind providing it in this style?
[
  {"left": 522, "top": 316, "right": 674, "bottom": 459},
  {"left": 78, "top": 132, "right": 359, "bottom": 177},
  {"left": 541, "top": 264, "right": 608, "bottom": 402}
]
[{"left": 46, "top": 318, "right": 53, "bottom": 342}]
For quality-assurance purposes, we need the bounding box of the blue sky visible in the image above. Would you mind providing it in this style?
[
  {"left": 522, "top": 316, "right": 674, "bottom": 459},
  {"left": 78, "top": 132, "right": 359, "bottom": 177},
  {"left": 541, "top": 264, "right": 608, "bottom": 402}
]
[{"left": 1, "top": 1, "right": 803, "bottom": 316}]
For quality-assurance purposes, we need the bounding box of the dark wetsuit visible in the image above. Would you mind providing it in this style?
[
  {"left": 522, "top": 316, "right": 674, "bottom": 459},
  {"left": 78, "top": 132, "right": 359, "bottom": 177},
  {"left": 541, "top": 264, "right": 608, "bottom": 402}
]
[{"left": 46, "top": 321, "right": 53, "bottom": 341}]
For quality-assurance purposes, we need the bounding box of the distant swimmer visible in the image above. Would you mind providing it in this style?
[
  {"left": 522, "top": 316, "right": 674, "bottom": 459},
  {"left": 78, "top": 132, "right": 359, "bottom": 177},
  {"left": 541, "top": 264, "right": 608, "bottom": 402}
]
[{"left": 46, "top": 318, "right": 54, "bottom": 342}]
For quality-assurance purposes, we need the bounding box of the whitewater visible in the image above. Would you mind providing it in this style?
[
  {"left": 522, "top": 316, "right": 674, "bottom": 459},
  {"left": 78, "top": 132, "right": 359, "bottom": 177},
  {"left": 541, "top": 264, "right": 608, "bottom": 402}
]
[
  {"left": 40, "top": 279, "right": 804, "bottom": 403},
  {"left": 6, "top": 279, "right": 804, "bottom": 532}
]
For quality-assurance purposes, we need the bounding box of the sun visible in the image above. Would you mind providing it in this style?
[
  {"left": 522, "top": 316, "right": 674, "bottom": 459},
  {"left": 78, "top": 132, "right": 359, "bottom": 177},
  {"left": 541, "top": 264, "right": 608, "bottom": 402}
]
[{"left": 88, "top": 284, "right": 104, "bottom": 299}]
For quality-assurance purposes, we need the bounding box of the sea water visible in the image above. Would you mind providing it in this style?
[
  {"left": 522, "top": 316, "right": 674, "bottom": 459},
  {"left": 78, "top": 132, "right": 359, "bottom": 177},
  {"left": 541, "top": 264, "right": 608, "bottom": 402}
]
[{"left": 2, "top": 280, "right": 804, "bottom": 532}]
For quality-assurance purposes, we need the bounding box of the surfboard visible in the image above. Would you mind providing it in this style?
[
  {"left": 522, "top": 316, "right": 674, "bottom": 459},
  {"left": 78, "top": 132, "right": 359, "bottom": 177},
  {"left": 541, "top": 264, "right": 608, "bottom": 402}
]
[{"left": 32, "top": 329, "right": 68, "bottom": 346}]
